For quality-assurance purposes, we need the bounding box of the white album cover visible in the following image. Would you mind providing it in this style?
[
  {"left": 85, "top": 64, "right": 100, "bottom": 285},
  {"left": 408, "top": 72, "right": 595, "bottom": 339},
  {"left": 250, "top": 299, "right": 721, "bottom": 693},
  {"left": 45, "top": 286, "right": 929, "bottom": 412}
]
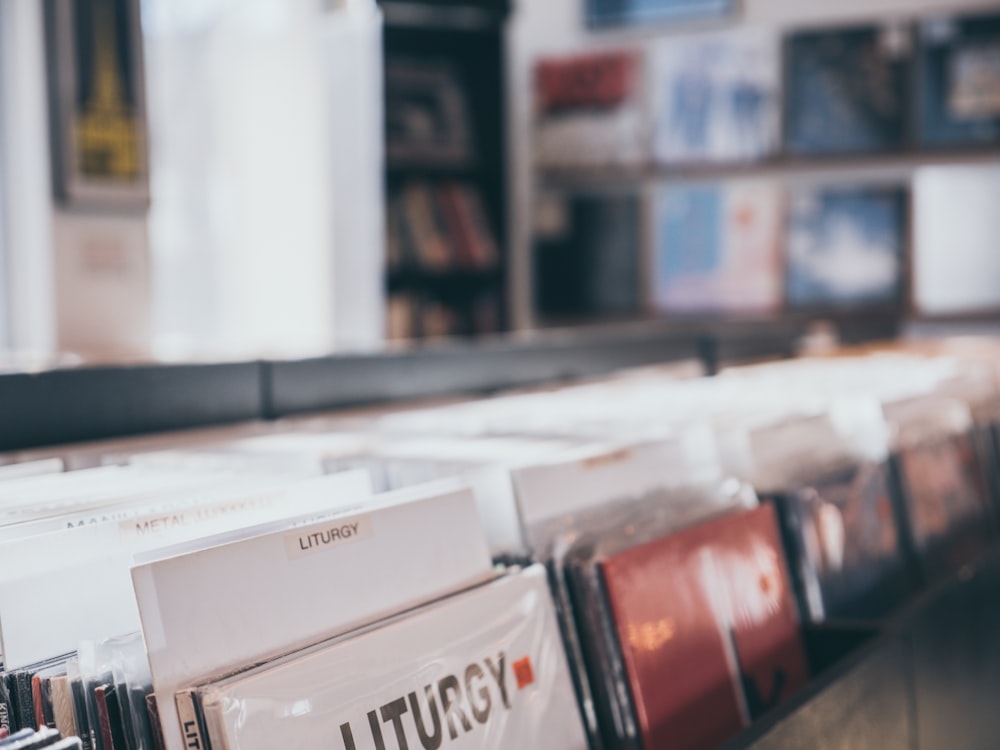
[{"left": 195, "top": 565, "right": 588, "bottom": 750}]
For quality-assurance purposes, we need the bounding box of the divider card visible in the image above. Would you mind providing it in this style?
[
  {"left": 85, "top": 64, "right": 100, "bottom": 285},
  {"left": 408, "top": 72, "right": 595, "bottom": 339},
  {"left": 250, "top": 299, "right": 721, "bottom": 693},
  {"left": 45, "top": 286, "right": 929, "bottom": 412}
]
[
  {"left": 0, "top": 470, "right": 373, "bottom": 670},
  {"left": 132, "top": 481, "right": 494, "bottom": 750},
  {"left": 511, "top": 435, "right": 724, "bottom": 553},
  {"left": 192, "top": 565, "right": 588, "bottom": 750}
]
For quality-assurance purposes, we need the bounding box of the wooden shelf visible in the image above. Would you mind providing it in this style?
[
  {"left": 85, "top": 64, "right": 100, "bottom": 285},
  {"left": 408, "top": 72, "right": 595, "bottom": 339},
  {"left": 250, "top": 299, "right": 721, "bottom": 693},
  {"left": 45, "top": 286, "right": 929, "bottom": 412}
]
[{"left": 537, "top": 147, "right": 1000, "bottom": 187}]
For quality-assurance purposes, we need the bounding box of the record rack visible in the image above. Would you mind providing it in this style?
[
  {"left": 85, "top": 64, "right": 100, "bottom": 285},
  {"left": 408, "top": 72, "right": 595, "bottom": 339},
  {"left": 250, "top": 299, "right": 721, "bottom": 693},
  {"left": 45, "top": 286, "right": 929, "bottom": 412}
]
[{"left": 5, "top": 321, "right": 1000, "bottom": 750}]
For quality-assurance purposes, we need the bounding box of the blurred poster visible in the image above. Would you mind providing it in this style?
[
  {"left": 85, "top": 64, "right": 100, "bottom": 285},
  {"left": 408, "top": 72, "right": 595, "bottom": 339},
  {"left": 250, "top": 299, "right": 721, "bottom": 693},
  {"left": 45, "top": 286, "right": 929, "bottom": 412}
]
[
  {"left": 785, "top": 186, "right": 905, "bottom": 310},
  {"left": 917, "top": 13, "right": 1000, "bottom": 147},
  {"left": 587, "top": 0, "right": 736, "bottom": 29},
  {"left": 784, "top": 25, "right": 910, "bottom": 155},
  {"left": 652, "top": 29, "right": 780, "bottom": 164},
  {"left": 46, "top": 0, "right": 149, "bottom": 207},
  {"left": 653, "top": 181, "right": 782, "bottom": 314},
  {"left": 533, "top": 50, "right": 647, "bottom": 168}
]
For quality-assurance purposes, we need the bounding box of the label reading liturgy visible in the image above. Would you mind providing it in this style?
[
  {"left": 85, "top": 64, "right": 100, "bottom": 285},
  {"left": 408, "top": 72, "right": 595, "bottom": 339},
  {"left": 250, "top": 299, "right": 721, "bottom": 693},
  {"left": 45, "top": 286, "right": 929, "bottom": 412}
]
[{"left": 284, "top": 516, "right": 373, "bottom": 560}]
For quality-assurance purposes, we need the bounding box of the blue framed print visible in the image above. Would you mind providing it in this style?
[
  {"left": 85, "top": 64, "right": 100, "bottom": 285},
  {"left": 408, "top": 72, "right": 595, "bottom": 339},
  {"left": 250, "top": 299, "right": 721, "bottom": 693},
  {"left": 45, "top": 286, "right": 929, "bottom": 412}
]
[{"left": 586, "top": 0, "right": 737, "bottom": 30}]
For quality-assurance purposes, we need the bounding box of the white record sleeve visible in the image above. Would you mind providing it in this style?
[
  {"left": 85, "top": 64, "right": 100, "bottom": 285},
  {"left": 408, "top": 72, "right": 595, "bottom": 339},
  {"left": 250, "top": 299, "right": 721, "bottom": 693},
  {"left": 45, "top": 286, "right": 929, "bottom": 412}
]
[{"left": 196, "top": 564, "right": 588, "bottom": 750}]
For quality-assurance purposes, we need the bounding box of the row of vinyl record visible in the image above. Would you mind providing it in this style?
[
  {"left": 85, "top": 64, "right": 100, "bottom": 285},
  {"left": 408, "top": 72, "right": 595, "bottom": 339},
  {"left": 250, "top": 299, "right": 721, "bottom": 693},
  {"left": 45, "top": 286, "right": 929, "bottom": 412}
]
[
  {"left": 535, "top": 162, "right": 1000, "bottom": 320},
  {"left": 386, "top": 183, "right": 500, "bottom": 273},
  {"left": 1, "top": 337, "right": 1000, "bottom": 750},
  {"left": 534, "top": 11, "right": 1000, "bottom": 168}
]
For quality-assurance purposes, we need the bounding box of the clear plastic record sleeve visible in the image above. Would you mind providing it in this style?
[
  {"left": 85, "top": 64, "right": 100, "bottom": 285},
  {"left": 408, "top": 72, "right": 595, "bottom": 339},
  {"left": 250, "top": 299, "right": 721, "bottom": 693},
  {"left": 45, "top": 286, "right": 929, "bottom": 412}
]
[
  {"left": 772, "top": 460, "right": 912, "bottom": 622},
  {"left": 187, "top": 565, "right": 588, "bottom": 750},
  {"left": 892, "top": 431, "right": 994, "bottom": 581}
]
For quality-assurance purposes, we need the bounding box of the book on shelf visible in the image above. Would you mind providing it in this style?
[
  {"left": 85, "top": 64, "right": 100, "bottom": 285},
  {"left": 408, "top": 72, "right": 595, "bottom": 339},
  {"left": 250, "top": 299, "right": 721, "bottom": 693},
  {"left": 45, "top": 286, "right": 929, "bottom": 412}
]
[
  {"left": 785, "top": 24, "right": 912, "bottom": 155},
  {"left": 387, "top": 183, "right": 499, "bottom": 273},
  {"left": 385, "top": 59, "right": 474, "bottom": 167},
  {"left": 534, "top": 50, "right": 648, "bottom": 169},
  {"left": 785, "top": 185, "right": 906, "bottom": 310},
  {"left": 651, "top": 28, "right": 780, "bottom": 164},
  {"left": 533, "top": 189, "right": 641, "bottom": 320},
  {"left": 653, "top": 180, "right": 783, "bottom": 315},
  {"left": 916, "top": 13, "right": 1000, "bottom": 147}
]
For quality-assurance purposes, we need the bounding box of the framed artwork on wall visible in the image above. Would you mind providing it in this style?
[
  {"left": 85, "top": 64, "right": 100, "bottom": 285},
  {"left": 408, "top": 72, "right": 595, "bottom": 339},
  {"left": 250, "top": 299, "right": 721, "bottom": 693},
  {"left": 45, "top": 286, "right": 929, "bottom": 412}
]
[{"left": 45, "top": 0, "right": 149, "bottom": 209}]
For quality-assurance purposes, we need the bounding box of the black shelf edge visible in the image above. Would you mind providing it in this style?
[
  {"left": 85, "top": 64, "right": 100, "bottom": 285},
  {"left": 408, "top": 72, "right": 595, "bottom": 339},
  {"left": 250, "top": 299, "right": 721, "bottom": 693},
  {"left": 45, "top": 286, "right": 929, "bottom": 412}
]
[
  {"left": 265, "top": 325, "right": 705, "bottom": 418},
  {"left": 0, "top": 314, "right": 902, "bottom": 453},
  {"left": 0, "top": 361, "right": 264, "bottom": 453}
]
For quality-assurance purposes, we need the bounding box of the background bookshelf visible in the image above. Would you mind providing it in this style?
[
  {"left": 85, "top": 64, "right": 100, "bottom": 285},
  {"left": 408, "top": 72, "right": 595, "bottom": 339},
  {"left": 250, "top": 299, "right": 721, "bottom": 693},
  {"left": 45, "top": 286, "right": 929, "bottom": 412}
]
[{"left": 380, "top": 0, "right": 512, "bottom": 340}]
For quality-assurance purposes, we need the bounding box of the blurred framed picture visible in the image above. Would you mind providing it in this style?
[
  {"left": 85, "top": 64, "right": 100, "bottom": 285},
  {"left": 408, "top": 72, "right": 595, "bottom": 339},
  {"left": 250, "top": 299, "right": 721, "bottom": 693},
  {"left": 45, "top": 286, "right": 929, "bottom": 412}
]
[
  {"left": 653, "top": 180, "right": 783, "bottom": 315},
  {"left": 45, "top": 0, "right": 149, "bottom": 209},
  {"left": 784, "top": 24, "right": 911, "bottom": 155},
  {"left": 586, "top": 0, "right": 737, "bottom": 30},
  {"left": 917, "top": 13, "right": 1000, "bottom": 147},
  {"left": 785, "top": 185, "right": 906, "bottom": 311}
]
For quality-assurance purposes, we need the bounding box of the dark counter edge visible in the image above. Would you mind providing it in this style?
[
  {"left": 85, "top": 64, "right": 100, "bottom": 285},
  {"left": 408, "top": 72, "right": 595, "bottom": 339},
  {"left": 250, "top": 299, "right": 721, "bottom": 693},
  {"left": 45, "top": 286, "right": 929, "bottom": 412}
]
[
  {"left": 264, "top": 315, "right": 901, "bottom": 418},
  {"left": 0, "top": 361, "right": 265, "bottom": 453},
  {"left": 0, "top": 314, "right": 902, "bottom": 452}
]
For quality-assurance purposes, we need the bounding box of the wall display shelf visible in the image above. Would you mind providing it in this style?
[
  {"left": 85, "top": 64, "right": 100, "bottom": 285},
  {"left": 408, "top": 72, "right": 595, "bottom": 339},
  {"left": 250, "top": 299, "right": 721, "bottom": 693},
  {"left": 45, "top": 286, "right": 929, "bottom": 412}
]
[{"left": 537, "top": 148, "right": 1000, "bottom": 187}]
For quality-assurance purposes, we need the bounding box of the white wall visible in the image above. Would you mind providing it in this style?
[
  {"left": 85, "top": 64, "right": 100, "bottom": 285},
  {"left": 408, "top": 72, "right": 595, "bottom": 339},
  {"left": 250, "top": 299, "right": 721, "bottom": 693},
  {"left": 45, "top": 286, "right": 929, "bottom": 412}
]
[
  {"left": 143, "top": 0, "right": 384, "bottom": 360},
  {"left": 0, "top": 1, "right": 8, "bottom": 349},
  {"left": 0, "top": 0, "right": 56, "bottom": 354},
  {"left": 913, "top": 162, "right": 1000, "bottom": 316},
  {"left": 0, "top": 0, "right": 152, "bottom": 360},
  {"left": 506, "top": 0, "right": 1000, "bottom": 329}
]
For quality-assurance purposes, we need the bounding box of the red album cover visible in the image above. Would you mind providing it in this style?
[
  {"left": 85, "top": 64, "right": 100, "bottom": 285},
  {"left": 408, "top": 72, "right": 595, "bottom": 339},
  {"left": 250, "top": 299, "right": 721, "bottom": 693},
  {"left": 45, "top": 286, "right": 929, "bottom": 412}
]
[
  {"left": 535, "top": 51, "right": 637, "bottom": 113},
  {"left": 600, "top": 504, "right": 808, "bottom": 750}
]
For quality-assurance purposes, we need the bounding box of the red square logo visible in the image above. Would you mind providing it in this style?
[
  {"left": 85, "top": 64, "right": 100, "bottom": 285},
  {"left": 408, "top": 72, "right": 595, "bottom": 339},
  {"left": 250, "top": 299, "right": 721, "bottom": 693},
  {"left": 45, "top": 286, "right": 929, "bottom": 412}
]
[{"left": 513, "top": 656, "right": 535, "bottom": 690}]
